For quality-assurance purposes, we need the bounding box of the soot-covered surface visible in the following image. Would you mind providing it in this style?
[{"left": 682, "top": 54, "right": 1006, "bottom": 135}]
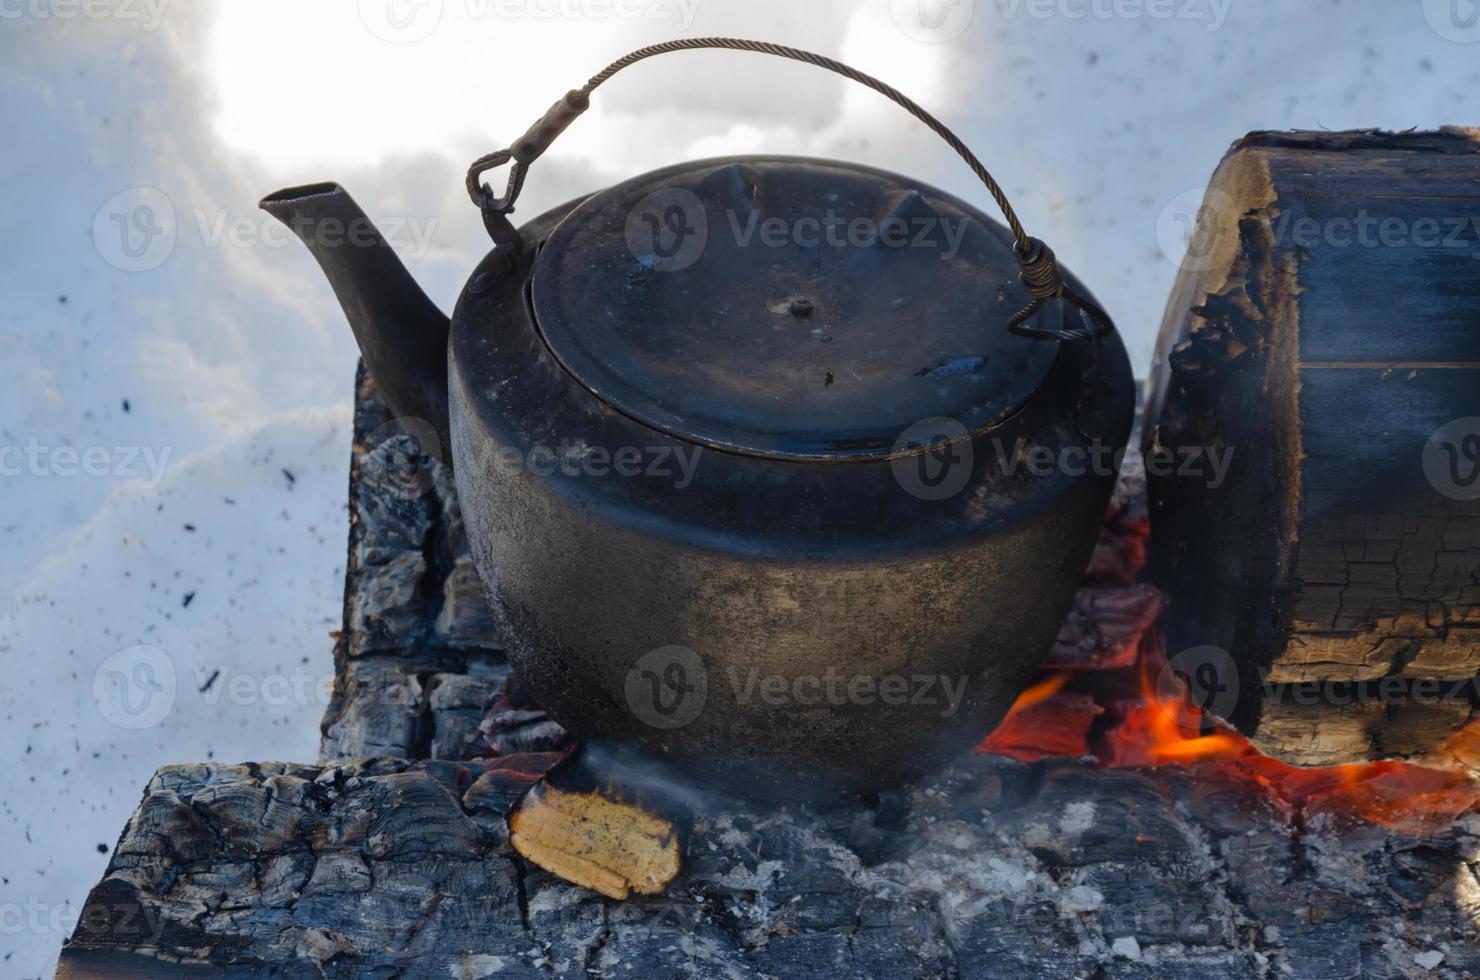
[{"left": 57, "top": 370, "right": 1480, "bottom": 979}]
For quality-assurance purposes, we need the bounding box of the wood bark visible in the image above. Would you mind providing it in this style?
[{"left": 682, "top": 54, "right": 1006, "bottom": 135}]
[{"left": 1145, "top": 129, "right": 1480, "bottom": 765}]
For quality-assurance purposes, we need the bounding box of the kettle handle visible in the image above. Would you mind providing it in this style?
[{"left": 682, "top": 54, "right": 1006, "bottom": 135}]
[{"left": 466, "top": 37, "right": 1109, "bottom": 344}]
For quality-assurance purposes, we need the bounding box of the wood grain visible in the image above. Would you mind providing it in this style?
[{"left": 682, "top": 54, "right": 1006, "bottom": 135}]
[{"left": 1146, "top": 129, "right": 1480, "bottom": 765}]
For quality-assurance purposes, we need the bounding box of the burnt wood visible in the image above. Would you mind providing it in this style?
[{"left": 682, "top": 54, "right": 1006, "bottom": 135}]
[
  {"left": 59, "top": 366, "right": 1480, "bottom": 978},
  {"left": 55, "top": 754, "right": 1480, "bottom": 979},
  {"left": 319, "top": 367, "right": 523, "bottom": 763},
  {"left": 1146, "top": 128, "right": 1480, "bottom": 766}
]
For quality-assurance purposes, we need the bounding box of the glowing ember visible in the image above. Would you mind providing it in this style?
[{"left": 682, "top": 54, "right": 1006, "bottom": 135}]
[
  {"left": 979, "top": 508, "right": 1480, "bottom": 837},
  {"left": 979, "top": 673, "right": 1100, "bottom": 762},
  {"left": 1437, "top": 715, "right": 1480, "bottom": 771}
]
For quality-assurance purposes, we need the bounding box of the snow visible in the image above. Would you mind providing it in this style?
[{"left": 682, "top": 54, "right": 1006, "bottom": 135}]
[{"left": 3, "top": 1, "right": 1476, "bottom": 975}]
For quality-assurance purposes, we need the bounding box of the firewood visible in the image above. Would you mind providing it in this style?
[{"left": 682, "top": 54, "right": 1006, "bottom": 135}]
[
  {"left": 510, "top": 783, "right": 680, "bottom": 901},
  {"left": 56, "top": 755, "right": 1480, "bottom": 978},
  {"left": 320, "top": 368, "right": 572, "bottom": 767},
  {"left": 1044, "top": 583, "right": 1165, "bottom": 671},
  {"left": 57, "top": 366, "right": 1480, "bottom": 977},
  {"left": 1146, "top": 129, "right": 1480, "bottom": 766}
]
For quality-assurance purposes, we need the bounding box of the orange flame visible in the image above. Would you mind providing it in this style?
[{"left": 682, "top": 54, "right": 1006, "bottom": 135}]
[
  {"left": 1102, "top": 639, "right": 1245, "bottom": 765},
  {"left": 983, "top": 620, "right": 1480, "bottom": 836},
  {"left": 977, "top": 504, "right": 1480, "bottom": 835},
  {"left": 1008, "top": 671, "right": 1072, "bottom": 713}
]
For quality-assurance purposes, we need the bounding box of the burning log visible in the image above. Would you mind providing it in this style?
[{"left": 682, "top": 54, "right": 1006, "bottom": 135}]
[
  {"left": 1044, "top": 583, "right": 1165, "bottom": 671},
  {"left": 977, "top": 675, "right": 1103, "bottom": 761},
  {"left": 56, "top": 754, "right": 1480, "bottom": 978},
  {"left": 59, "top": 362, "right": 1480, "bottom": 976},
  {"left": 1145, "top": 129, "right": 1480, "bottom": 767}
]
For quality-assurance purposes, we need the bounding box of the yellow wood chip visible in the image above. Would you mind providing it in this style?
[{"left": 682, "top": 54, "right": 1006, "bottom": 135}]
[{"left": 509, "top": 781, "right": 680, "bottom": 900}]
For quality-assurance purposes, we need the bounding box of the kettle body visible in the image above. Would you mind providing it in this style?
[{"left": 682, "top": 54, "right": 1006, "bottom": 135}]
[{"left": 261, "top": 40, "right": 1134, "bottom": 799}]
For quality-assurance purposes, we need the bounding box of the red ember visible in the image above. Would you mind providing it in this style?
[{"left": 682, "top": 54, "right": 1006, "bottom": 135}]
[{"left": 979, "top": 508, "right": 1480, "bottom": 836}]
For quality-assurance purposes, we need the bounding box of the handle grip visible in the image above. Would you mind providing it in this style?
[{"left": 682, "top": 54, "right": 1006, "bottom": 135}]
[{"left": 466, "top": 37, "right": 1110, "bottom": 344}]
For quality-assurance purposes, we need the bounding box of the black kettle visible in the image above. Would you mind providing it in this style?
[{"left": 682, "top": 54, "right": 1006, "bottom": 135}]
[{"left": 261, "top": 39, "right": 1134, "bottom": 800}]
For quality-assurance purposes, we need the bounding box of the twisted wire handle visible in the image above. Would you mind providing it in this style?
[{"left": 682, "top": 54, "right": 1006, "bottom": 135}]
[{"left": 466, "top": 37, "right": 1111, "bottom": 343}]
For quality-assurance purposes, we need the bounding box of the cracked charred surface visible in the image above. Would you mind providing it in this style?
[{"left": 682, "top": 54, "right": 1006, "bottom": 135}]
[
  {"left": 56, "top": 755, "right": 1480, "bottom": 978},
  {"left": 1146, "top": 129, "right": 1480, "bottom": 766},
  {"left": 57, "top": 367, "right": 1480, "bottom": 978},
  {"left": 319, "top": 366, "right": 556, "bottom": 765}
]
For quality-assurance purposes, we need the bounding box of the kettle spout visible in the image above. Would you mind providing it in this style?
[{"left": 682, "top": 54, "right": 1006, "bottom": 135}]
[{"left": 261, "top": 182, "right": 451, "bottom": 459}]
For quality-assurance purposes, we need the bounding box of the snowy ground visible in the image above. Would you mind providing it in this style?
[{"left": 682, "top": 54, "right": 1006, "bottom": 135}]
[{"left": 2, "top": 1, "right": 1476, "bottom": 974}]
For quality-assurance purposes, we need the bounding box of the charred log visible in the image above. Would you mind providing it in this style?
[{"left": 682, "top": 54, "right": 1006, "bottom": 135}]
[
  {"left": 59, "top": 344, "right": 1480, "bottom": 976},
  {"left": 56, "top": 754, "right": 1480, "bottom": 978},
  {"left": 1145, "top": 128, "right": 1480, "bottom": 766}
]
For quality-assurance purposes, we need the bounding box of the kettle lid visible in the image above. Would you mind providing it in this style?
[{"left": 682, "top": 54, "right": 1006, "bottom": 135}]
[{"left": 530, "top": 156, "right": 1060, "bottom": 460}]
